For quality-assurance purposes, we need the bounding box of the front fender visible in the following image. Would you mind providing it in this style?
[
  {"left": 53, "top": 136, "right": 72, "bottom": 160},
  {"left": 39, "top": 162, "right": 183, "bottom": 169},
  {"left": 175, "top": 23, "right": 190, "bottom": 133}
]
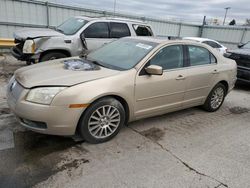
[
  {"left": 51, "top": 70, "right": 136, "bottom": 121},
  {"left": 34, "top": 37, "right": 74, "bottom": 56}
]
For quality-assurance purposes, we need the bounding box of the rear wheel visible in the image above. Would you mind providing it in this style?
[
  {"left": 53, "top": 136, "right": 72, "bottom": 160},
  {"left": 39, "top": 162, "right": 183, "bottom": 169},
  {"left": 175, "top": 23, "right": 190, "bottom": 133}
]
[
  {"left": 40, "top": 52, "right": 68, "bottom": 62},
  {"left": 203, "top": 83, "right": 226, "bottom": 112},
  {"left": 78, "top": 97, "right": 125, "bottom": 144}
]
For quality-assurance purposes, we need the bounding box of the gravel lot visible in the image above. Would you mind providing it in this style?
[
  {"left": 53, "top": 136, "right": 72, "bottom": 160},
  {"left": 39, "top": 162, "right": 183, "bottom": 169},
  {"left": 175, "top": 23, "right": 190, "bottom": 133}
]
[{"left": 0, "top": 54, "right": 250, "bottom": 188}]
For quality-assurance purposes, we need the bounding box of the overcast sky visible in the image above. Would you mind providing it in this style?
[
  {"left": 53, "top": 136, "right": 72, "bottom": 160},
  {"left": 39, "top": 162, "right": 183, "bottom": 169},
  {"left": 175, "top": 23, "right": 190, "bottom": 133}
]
[{"left": 51, "top": 0, "right": 249, "bottom": 24}]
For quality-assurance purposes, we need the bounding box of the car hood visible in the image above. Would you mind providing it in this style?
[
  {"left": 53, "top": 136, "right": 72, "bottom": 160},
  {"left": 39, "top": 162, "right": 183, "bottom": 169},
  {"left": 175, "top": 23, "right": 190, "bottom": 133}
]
[
  {"left": 228, "top": 48, "right": 250, "bottom": 56},
  {"left": 14, "top": 28, "right": 63, "bottom": 40},
  {"left": 14, "top": 57, "right": 120, "bottom": 88}
]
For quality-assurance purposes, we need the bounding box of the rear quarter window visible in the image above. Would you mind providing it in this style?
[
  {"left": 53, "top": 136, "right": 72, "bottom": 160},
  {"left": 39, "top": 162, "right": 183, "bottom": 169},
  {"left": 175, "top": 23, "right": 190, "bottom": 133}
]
[
  {"left": 133, "top": 25, "right": 152, "bottom": 36},
  {"left": 188, "top": 45, "right": 217, "bottom": 66}
]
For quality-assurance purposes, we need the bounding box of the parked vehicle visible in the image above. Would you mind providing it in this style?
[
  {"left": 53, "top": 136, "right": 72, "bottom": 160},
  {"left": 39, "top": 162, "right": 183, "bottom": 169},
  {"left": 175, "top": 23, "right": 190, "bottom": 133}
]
[
  {"left": 11, "top": 16, "right": 154, "bottom": 64},
  {"left": 7, "top": 37, "right": 237, "bottom": 143},
  {"left": 183, "top": 37, "right": 227, "bottom": 54},
  {"left": 225, "top": 41, "right": 250, "bottom": 83}
]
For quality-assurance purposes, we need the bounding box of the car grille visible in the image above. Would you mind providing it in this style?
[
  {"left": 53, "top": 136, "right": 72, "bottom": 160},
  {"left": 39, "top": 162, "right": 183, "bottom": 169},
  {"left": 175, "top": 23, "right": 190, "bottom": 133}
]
[
  {"left": 236, "top": 59, "right": 250, "bottom": 68},
  {"left": 14, "top": 39, "right": 24, "bottom": 54},
  {"left": 230, "top": 54, "right": 250, "bottom": 68}
]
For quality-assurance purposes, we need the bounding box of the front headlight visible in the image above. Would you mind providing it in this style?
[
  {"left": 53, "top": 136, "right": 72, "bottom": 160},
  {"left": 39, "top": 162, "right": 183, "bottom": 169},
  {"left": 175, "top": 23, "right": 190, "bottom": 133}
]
[
  {"left": 26, "top": 87, "right": 66, "bottom": 105},
  {"left": 23, "top": 39, "right": 35, "bottom": 54}
]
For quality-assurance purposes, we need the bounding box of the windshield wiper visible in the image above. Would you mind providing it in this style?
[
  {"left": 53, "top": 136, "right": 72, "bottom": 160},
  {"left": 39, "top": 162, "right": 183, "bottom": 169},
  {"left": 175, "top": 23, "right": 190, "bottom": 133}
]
[
  {"left": 91, "top": 60, "right": 107, "bottom": 68},
  {"left": 56, "top": 28, "right": 64, "bottom": 34}
]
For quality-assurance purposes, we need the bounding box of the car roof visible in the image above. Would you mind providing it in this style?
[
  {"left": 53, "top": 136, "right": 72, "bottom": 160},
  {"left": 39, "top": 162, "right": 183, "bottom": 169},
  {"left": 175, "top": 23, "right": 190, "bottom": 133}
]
[
  {"left": 75, "top": 16, "right": 147, "bottom": 25},
  {"left": 183, "top": 37, "right": 218, "bottom": 43},
  {"left": 127, "top": 36, "right": 204, "bottom": 46}
]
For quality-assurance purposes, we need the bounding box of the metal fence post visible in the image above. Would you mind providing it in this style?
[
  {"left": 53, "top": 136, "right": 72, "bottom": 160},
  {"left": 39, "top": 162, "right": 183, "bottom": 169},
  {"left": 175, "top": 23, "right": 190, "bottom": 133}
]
[
  {"left": 199, "top": 16, "right": 206, "bottom": 37},
  {"left": 178, "top": 23, "right": 182, "bottom": 37},
  {"left": 46, "top": 1, "right": 50, "bottom": 28},
  {"left": 240, "top": 28, "right": 247, "bottom": 43}
]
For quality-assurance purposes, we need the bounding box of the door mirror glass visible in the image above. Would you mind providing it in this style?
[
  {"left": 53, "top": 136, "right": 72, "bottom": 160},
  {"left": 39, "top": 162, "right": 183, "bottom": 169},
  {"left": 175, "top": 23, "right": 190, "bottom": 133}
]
[{"left": 145, "top": 65, "right": 163, "bottom": 75}]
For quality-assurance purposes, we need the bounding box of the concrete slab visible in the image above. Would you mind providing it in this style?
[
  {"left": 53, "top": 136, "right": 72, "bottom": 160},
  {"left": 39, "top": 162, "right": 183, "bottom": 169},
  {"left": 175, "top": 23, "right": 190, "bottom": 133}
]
[{"left": 0, "top": 129, "right": 14, "bottom": 151}]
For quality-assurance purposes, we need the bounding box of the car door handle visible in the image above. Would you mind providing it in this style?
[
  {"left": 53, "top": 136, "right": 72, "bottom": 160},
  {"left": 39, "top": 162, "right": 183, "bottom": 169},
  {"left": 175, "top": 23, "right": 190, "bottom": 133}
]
[
  {"left": 212, "top": 69, "right": 219, "bottom": 74},
  {"left": 176, "top": 75, "right": 185, "bottom": 80}
]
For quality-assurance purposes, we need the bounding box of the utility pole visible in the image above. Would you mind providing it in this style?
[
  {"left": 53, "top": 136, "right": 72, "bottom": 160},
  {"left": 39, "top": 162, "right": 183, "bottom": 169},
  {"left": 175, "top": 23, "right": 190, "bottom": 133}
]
[
  {"left": 200, "top": 16, "right": 206, "bottom": 37},
  {"left": 113, "top": 0, "right": 117, "bottom": 17},
  {"left": 223, "top": 7, "right": 231, "bottom": 25}
]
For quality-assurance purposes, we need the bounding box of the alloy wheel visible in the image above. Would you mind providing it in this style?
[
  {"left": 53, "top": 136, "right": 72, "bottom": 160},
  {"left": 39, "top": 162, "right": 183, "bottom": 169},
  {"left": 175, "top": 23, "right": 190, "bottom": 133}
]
[{"left": 88, "top": 105, "right": 121, "bottom": 139}]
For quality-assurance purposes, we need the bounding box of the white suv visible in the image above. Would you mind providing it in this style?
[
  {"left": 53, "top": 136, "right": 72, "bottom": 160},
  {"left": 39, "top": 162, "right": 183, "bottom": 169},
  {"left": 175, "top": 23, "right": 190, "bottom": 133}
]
[{"left": 11, "top": 16, "right": 154, "bottom": 64}]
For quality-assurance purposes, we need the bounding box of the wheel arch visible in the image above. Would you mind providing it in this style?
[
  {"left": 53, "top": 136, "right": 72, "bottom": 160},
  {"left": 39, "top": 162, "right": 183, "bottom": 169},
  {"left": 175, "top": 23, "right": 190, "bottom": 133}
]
[
  {"left": 75, "top": 94, "right": 130, "bottom": 135},
  {"left": 218, "top": 80, "right": 229, "bottom": 94},
  {"left": 39, "top": 49, "right": 71, "bottom": 61}
]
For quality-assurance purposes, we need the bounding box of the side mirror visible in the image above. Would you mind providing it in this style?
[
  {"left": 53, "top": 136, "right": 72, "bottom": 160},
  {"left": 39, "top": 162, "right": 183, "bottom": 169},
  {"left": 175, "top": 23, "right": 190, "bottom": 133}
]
[
  {"left": 237, "top": 43, "right": 244, "bottom": 48},
  {"left": 145, "top": 65, "right": 163, "bottom": 75}
]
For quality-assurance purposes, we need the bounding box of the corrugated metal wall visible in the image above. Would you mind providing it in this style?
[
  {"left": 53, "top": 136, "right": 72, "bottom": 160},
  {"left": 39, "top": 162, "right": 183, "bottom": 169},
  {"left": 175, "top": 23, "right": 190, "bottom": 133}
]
[
  {"left": 0, "top": 0, "right": 250, "bottom": 49},
  {"left": 202, "top": 26, "right": 250, "bottom": 49}
]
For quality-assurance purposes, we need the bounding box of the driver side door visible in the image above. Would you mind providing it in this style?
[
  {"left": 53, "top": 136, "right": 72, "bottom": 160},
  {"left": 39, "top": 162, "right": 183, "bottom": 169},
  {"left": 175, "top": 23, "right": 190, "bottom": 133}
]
[{"left": 134, "top": 45, "right": 187, "bottom": 119}]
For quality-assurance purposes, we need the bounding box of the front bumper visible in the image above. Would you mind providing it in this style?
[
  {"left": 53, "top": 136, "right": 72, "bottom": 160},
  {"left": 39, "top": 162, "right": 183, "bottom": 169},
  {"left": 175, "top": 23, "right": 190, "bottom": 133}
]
[
  {"left": 10, "top": 46, "right": 39, "bottom": 62},
  {"left": 7, "top": 80, "right": 85, "bottom": 136},
  {"left": 237, "top": 66, "right": 250, "bottom": 83}
]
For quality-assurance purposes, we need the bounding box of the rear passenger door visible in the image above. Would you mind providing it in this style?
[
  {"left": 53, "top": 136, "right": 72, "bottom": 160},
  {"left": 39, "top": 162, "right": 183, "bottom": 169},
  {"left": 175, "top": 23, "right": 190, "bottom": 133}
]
[
  {"left": 110, "top": 22, "right": 131, "bottom": 38},
  {"left": 83, "top": 22, "right": 112, "bottom": 52},
  {"left": 183, "top": 45, "right": 218, "bottom": 107}
]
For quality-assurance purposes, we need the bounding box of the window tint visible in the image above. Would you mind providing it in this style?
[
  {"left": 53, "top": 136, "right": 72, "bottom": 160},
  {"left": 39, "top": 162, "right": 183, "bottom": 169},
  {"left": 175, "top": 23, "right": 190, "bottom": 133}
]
[
  {"left": 110, "top": 22, "right": 130, "bottom": 38},
  {"left": 84, "top": 22, "right": 109, "bottom": 38},
  {"left": 203, "top": 41, "right": 222, "bottom": 48},
  {"left": 133, "top": 25, "right": 152, "bottom": 36},
  {"left": 188, "top": 45, "right": 216, "bottom": 66},
  {"left": 150, "top": 45, "right": 183, "bottom": 70}
]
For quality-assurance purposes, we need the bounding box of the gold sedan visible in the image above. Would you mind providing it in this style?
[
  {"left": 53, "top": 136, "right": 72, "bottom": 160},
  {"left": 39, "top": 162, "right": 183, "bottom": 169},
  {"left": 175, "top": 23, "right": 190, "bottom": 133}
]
[{"left": 7, "top": 37, "right": 237, "bottom": 143}]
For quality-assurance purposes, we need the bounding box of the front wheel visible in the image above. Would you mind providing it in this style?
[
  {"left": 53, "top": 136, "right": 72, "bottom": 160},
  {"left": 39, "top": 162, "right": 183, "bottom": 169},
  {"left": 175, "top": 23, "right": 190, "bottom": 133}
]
[
  {"left": 78, "top": 97, "right": 125, "bottom": 144},
  {"left": 203, "top": 83, "right": 226, "bottom": 112},
  {"left": 40, "top": 52, "right": 68, "bottom": 62}
]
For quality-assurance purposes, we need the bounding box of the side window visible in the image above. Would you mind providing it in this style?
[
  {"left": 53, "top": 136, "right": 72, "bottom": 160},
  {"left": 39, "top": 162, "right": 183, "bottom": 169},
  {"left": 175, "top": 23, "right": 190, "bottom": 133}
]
[
  {"left": 83, "top": 22, "right": 109, "bottom": 38},
  {"left": 150, "top": 45, "right": 183, "bottom": 70},
  {"left": 133, "top": 25, "right": 152, "bottom": 36},
  {"left": 188, "top": 45, "right": 216, "bottom": 66},
  {"left": 211, "top": 53, "right": 217, "bottom": 64},
  {"left": 203, "top": 41, "right": 221, "bottom": 48},
  {"left": 110, "top": 22, "right": 131, "bottom": 38}
]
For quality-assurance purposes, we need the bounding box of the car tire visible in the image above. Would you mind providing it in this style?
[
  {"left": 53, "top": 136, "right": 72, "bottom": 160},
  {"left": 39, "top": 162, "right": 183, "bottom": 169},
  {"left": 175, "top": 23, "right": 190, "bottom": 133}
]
[
  {"left": 40, "top": 52, "right": 68, "bottom": 62},
  {"left": 78, "top": 97, "right": 125, "bottom": 144},
  {"left": 202, "top": 83, "right": 226, "bottom": 112}
]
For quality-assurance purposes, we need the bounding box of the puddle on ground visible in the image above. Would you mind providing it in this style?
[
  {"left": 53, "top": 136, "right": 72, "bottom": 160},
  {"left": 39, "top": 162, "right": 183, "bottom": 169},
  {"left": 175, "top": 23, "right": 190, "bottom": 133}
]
[
  {"left": 141, "top": 127, "right": 165, "bottom": 142},
  {"left": 229, "top": 106, "right": 249, "bottom": 114},
  {"left": 0, "top": 131, "right": 87, "bottom": 188}
]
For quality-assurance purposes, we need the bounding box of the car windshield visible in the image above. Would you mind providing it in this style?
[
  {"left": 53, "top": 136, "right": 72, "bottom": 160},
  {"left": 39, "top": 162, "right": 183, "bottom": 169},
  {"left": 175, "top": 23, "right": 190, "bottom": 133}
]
[
  {"left": 56, "top": 17, "right": 88, "bottom": 35},
  {"left": 242, "top": 42, "right": 250, "bottom": 49},
  {"left": 87, "top": 38, "right": 158, "bottom": 70}
]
